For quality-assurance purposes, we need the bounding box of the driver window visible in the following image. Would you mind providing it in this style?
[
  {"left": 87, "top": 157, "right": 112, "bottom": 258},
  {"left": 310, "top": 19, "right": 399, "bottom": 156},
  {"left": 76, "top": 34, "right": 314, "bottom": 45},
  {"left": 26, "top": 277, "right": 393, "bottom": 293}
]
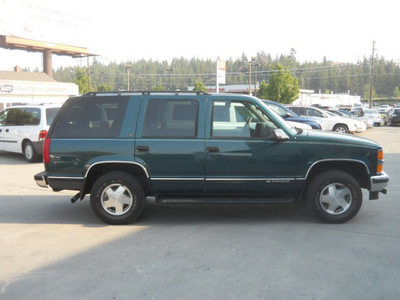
[
  {"left": 306, "top": 108, "right": 323, "bottom": 118},
  {"left": 211, "top": 100, "right": 277, "bottom": 138}
]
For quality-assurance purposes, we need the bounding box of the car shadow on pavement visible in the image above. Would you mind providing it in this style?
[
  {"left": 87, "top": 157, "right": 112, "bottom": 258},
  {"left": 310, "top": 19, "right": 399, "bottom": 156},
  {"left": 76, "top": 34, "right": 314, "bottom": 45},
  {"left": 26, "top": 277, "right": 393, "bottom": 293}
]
[
  {"left": 0, "top": 151, "right": 42, "bottom": 165},
  {"left": 0, "top": 194, "right": 316, "bottom": 226}
]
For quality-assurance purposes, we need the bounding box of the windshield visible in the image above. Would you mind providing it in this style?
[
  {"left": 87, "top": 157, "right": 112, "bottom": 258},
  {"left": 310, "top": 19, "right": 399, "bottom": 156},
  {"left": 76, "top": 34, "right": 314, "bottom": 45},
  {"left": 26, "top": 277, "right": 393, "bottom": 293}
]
[
  {"left": 259, "top": 101, "right": 299, "bottom": 135},
  {"left": 264, "top": 101, "right": 298, "bottom": 118},
  {"left": 365, "top": 109, "right": 379, "bottom": 115}
]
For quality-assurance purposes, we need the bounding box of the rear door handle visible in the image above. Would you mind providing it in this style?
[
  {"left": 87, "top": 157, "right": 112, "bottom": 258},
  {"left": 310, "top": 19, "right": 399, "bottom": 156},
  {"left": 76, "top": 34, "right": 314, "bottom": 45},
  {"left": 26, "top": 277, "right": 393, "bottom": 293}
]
[
  {"left": 207, "top": 146, "right": 220, "bottom": 153},
  {"left": 136, "top": 145, "right": 150, "bottom": 152}
]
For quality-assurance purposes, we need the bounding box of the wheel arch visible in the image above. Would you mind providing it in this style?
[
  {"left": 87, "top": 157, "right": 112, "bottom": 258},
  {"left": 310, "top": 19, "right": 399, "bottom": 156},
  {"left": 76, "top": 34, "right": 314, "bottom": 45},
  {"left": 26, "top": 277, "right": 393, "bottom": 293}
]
[
  {"left": 333, "top": 123, "right": 349, "bottom": 132},
  {"left": 21, "top": 138, "right": 32, "bottom": 152},
  {"left": 82, "top": 162, "right": 151, "bottom": 197},
  {"left": 302, "top": 159, "right": 370, "bottom": 199}
]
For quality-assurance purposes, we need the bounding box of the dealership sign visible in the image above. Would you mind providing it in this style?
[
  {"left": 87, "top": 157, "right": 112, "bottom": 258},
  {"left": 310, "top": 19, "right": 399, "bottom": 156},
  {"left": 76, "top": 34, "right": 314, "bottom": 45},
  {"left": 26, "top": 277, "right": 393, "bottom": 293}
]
[{"left": 0, "top": 81, "right": 78, "bottom": 96}]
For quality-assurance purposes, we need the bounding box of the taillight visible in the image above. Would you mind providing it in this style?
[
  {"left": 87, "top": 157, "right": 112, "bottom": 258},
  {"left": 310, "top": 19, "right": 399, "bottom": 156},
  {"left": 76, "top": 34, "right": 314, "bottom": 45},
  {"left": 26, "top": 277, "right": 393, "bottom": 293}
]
[
  {"left": 43, "top": 137, "right": 51, "bottom": 164},
  {"left": 39, "top": 130, "right": 47, "bottom": 141},
  {"left": 377, "top": 149, "right": 384, "bottom": 174}
]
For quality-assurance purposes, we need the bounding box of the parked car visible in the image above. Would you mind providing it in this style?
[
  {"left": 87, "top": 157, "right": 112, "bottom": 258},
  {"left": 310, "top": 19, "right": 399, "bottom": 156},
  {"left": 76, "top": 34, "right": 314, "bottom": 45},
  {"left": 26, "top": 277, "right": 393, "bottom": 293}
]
[
  {"left": 378, "top": 105, "right": 391, "bottom": 114},
  {"left": 339, "top": 110, "right": 374, "bottom": 128},
  {"left": 262, "top": 100, "right": 323, "bottom": 130},
  {"left": 362, "top": 109, "right": 384, "bottom": 127},
  {"left": 0, "top": 104, "right": 61, "bottom": 162},
  {"left": 34, "top": 91, "right": 389, "bottom": 225},
  {"left": 388, "top": 108, "right": 400, "bottom": 126},
  {"left": 286, "top": 105, "right": 358, "bottom": 134},
  {"left": 326, "top": 109, "right": 367, "bottom": 132}
]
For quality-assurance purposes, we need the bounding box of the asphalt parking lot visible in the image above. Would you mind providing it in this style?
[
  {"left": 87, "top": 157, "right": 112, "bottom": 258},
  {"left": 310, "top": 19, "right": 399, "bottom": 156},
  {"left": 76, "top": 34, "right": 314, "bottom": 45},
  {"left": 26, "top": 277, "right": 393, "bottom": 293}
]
[{"left": 1, "top": 126, "right": 399, "bottom": 300}]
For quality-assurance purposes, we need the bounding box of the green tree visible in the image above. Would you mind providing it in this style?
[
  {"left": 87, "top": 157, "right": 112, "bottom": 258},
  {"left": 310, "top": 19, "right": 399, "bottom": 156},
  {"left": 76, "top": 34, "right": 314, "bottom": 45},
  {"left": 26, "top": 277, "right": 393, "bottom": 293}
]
[
  {"left": 152, "top": 85, "right": 164, "bottom": 91},
  {"left": 363, "top": 84, "right": 376, "bottom": 99},
  {"left": 97, "top": 83, "right": 113, "bottom": 91},
  {"left": 259, "top": 63, "right": 300, "bottom": 104},
  {"left": 73, "top": 67, "right": 91, "bottom": 94},
  {"left": 393, "top": 86, "right": 400, "bottom": 99},
  {"left": 256, "top": 81, "right": 269, "bottom": 99},
  {"left": 193, "top": 80, "right": 206, "bottom": 92}
]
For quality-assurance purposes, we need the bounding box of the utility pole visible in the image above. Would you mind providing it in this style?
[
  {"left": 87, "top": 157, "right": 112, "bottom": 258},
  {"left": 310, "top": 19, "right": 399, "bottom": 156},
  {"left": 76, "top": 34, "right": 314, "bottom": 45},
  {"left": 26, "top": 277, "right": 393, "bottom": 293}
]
[
  {"left": 369, "top": 41, "right": 376, "bottom": 108},
  {"left": 125, "top": 64, "right": 132, "bottom": 90},
  {"left": 166, "top": 68, "right": 174, "bottom": 90}
]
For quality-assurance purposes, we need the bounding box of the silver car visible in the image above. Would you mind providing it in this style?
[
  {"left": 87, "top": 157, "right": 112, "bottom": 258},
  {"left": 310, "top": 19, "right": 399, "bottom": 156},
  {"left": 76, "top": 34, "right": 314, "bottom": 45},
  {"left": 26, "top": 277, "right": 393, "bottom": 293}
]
[{"left": 362, "top": 109, "right": 383, "bottom": 127}]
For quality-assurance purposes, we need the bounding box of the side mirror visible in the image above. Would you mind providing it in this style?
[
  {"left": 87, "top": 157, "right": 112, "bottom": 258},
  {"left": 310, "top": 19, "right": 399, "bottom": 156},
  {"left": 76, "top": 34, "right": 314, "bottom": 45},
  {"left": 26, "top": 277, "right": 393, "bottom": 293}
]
[
  {"left": 273, "top": 128, "right": 290, "bottom": 141},
  {"left": 285, "top": 112, "right": 294, "bottom": 118}
]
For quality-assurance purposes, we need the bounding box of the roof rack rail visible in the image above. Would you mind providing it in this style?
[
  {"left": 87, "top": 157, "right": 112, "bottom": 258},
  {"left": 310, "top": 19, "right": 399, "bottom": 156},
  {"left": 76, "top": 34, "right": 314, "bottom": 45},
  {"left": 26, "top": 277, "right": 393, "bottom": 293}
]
[{"left": 83, "top": 91, "right": 211, "bottom": 96}]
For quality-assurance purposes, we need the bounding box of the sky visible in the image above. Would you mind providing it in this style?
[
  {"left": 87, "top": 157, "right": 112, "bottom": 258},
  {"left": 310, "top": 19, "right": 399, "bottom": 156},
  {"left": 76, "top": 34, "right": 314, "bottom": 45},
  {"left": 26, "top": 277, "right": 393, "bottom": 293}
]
[{"left": 0, "top": 0, "right": 399, "bottom": 71}]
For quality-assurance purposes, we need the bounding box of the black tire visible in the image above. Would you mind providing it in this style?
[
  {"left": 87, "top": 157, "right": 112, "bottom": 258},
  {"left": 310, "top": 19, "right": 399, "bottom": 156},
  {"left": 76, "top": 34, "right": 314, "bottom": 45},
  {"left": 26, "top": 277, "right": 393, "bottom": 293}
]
[
  {"left": 333, "top": 124, "right": 349, "bottom": 134},
  {"left": 23, "top": 141, "right": 40, "bottom": 162},
  {"left": 305, "top": 170, "right": 362, "bottom": 223},
  {"left": 90, "top": 171, "right": 145, "bottom": 225}
]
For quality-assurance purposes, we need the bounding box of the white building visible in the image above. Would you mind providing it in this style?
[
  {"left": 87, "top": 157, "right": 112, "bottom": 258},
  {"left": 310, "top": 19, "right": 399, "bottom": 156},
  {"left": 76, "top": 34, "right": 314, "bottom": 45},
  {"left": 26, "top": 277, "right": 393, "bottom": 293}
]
[
  {"left": 293, "top": 90, "right": 361, "bottom": 108},
  {"left": 0, "top": 67, "right": 78, "bottom": 110}
]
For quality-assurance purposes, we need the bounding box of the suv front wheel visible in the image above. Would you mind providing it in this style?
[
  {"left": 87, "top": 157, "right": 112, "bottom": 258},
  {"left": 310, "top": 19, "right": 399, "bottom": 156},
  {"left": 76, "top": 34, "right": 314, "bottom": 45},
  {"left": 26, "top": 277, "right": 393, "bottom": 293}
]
[
  {"left": 90, "top": 171, "right": 146, "bottom": 225},
  {"left": 305, "top": 170, "right": 362, "bottom": 223}
]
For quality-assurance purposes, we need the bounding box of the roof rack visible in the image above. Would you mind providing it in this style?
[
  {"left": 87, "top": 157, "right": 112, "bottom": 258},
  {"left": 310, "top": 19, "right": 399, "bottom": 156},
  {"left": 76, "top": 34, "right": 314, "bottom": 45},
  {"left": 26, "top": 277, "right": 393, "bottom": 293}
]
[{"left": 83, "top": 91, "right": 211, "bottom": 96}]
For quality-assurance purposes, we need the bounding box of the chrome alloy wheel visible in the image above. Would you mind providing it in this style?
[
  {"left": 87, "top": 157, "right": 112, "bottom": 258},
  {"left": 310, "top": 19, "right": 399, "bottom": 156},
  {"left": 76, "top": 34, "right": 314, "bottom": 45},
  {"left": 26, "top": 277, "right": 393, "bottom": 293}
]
[
  {"left": 100, "top": 183, "right": 134, "bottom": 216},
  {"left": 319, "top": 183, "right": 352, "bottom": 215},
  {"left": 24, "top": 143, "right": 34, "bottom": 160},
  {"left": 334, "top": 126, "right": 347, "bottom": 134}
]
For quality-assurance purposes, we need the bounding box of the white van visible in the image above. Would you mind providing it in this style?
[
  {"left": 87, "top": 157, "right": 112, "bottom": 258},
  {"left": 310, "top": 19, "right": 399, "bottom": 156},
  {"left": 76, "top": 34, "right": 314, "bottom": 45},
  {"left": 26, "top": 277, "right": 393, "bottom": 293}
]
[{"left": 0, "top": 104, "right": 61, "bottom": 162}]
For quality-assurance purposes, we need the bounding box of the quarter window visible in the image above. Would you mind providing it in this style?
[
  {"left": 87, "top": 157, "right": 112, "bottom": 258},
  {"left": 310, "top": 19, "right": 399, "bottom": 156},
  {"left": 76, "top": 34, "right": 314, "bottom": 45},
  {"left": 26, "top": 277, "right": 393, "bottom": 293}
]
[
  {"left": 143, "top": 99, "right": 199, "bottom": 138},
  {"left": 52, "top": 96, "right": 128, "bottom": 138}
]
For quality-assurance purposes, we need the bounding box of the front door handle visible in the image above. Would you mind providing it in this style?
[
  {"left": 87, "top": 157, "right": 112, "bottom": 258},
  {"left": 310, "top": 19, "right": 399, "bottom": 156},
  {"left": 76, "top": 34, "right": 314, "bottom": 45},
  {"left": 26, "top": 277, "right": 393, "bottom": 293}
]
[
  {"left": 136, "top": 145, "right": 150, "bottom": 152},
  {"left": 207, "top": 146, "right": 220, "bottom": 153}
]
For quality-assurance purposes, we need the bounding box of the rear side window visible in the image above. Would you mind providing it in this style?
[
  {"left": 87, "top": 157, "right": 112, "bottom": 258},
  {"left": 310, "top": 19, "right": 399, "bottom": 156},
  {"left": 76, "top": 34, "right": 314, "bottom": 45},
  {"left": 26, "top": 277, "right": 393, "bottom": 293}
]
[
  {"left": 143, "top": 99, "right": 198, "bottom": 138},
  {"left": 51, "top": 96, "right": 128, "bottom": 138},
  {"left": 46, "top": 108, "right": 60, "bottom": 126}
]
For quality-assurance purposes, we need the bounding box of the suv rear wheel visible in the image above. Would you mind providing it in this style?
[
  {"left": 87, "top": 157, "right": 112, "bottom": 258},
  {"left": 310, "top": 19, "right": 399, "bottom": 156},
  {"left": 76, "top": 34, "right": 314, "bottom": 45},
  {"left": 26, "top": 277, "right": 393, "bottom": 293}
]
[
  {"left": 305, "top": 170, "right": 362, "bottom": 223},
  {"left": 90, "top": 171, "right": 146, "bottom": 224}
]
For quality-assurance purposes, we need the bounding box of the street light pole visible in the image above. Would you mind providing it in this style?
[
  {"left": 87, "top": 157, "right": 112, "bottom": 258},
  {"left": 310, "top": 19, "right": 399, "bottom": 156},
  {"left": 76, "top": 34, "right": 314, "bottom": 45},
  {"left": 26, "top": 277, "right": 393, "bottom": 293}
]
[{"left": 248, "top": 57, "right": 256, "bottom": 95}]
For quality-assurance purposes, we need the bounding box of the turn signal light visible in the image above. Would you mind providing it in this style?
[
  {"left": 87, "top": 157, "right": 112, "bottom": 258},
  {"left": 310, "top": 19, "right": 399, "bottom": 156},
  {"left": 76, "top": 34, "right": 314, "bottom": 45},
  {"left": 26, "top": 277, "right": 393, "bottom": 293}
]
[
  {"left": 377, "top": 149, "right": 384, "bottom": 173},
  {"left": 377, "top": 149, "right": 383, "bottom": 160}
]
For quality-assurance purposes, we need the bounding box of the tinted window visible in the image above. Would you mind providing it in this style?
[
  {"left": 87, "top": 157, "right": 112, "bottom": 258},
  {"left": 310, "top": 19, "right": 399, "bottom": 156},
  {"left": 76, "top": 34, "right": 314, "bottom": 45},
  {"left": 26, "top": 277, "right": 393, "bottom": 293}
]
[
  {"left": 23, "top": 108, "right": 41, "bottom": 125},
  {"left": 5, "top": 108, "right": 24, "bottom": 125},
  {"left": 46, "top": 108, "right": 60, "bottom": 126},
  {"left": 52, "top": 96, "right": 128, "bottom": 138},
  {"left": 143, "top": 99, "right": 198, "bottom": 138},
  {"left": 289, "top": 107, "right": 300, "bottom": 114}
]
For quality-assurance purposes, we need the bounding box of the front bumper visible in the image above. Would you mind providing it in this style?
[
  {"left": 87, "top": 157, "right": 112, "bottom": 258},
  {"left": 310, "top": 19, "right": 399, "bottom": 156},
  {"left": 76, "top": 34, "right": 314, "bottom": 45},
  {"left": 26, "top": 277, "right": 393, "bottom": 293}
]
[
  {"left": 34, "top": 171, "right": 48, "bottom": 188},
  {"left": 369, "top": 171, "right": 389, "bottom": 200}
]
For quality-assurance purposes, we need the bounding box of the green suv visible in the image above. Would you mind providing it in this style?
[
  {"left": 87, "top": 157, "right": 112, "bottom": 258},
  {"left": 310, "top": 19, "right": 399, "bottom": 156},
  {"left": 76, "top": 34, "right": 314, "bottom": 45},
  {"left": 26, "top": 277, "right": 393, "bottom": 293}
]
[{"left": 34, "top": 91, "right": 389, "bottom": 224}]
